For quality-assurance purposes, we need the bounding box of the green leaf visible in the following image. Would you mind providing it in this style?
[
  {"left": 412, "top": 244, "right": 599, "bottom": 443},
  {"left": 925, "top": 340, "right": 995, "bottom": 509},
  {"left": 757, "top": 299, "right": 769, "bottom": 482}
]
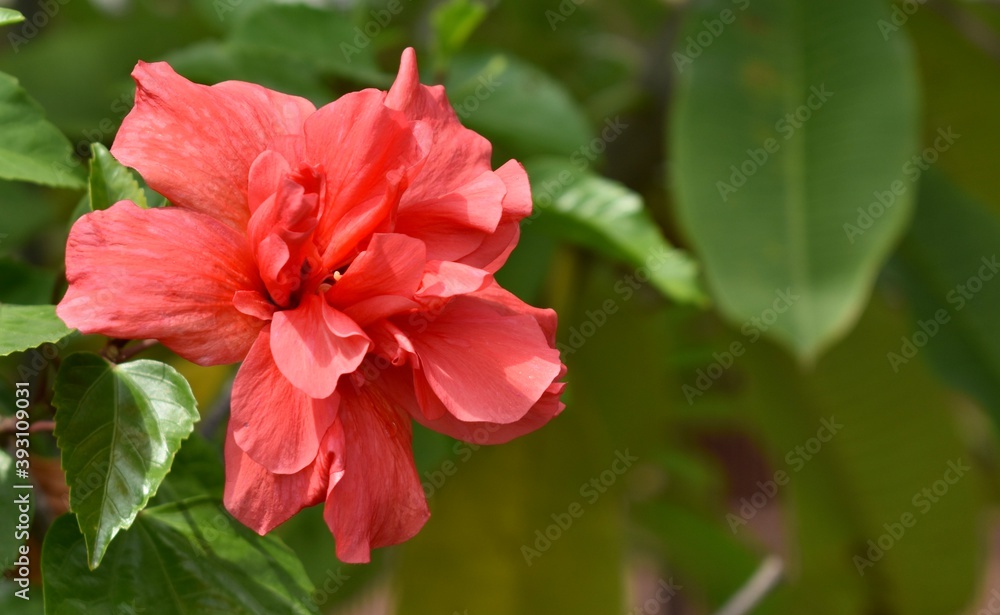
[
  {"left": 52, "top": 353, "right": 200, "bottom": 569},
  {"left": 431, "top": 0, "right": 489, "bottom": 71},
  {"left": 525, "top": 157, "right": 705, "bottom": 305},
  {"left": 446, "top": 53, "right": 592, "bottom": 158},
  {"left": 0, "top": 72, "right": 85, "bottom": 189},
  {"left": 0, "top": 304, "right": 74, "bottom": 357},
  {"left": 0, "top": 9, "right": 24, "bottom": 26},
  {"left": 148, "top": 432, "right": 224, "bottom": 506},
  {"left": 896, "top": 171, "right": 1000, "bottom": 425},
  {"left": 670, "top": 0, "right": 920, "bottom": 360},
  {"left": 42, "top": 500, "right": 318, "bottom": 614},
  {"left": 86, "top": 143, "right": 147, "bottom": 211}
]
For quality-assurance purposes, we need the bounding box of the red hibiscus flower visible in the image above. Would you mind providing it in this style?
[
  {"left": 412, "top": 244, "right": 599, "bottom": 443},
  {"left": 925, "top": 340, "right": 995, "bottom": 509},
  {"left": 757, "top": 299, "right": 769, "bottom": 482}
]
[{"left": 57, "top": 48, "right": 566, "bottom": 563}]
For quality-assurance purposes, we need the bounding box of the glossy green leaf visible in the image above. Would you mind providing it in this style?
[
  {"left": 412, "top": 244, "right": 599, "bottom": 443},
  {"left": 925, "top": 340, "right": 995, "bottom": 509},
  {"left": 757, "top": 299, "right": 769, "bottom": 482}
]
[
  {"left": 431, "top": 0, "right": 489, "bottom": 71},
  {"left": 147, "top": 433, "right": 225, "bottom": 506},
  {"left": 0, "top": 9, "right": 24, "bottom": 26},
  {"left": 0, "top": 304, "right": 73, "bottom": 357},
  {"left": 42, "top": 500, "right": 318, "bottom": 614},
  {"left": 86, "top": 143, "right": 147, "bottom": 211},
  {"left": 525, "top": 157, "right": 704, "bottom": 305},
  {"left": 52, "top": 353, "right": 200, "bottom": 569},
  {"left": 446, "top": 53, "right": 592, "bottom": 158},
  {"left": 896, "top": 171, "right": 1000, "bottom": 425},
  {"left": 670, "top": 0, "right": 920, "bottom": 360},
  {"left": 0, "top": 72, "right": 85, "bottom": 189}
]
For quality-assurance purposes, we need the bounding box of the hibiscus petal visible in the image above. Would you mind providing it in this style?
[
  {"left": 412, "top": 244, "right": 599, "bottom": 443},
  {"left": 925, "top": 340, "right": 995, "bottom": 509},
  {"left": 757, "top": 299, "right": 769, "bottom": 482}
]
[
  {"left": 247, "top": 174, "right": 322, "bottom": 307},
  {"left": 223, "top": 422, "right": 337, "bottom": 534},
  {"left": 270, "top": 294, "right": 371, "bottom": 399},
  {"left": 231, "top": 326, "right": 340, "bottom": 474},
  {"left": 323, "top": 385, "right": 429, "bottom": 563},
  {"left": 394, "top": 170, "right": 506, "bottom": 262},
  {"left": 57, "top": 202, "right": 265, "bottom": 365},
  {"left": 469, "top": 281, "right": 559, "bottom": 344},
  {"left": 459, "top": 159, "right": 534, "bottom": 272},
  {"left": 327, "top": 233, "right": 426, "bottom": 307},
  {"left": 417, "top": 261, "right": 492, "bottom": 300},
  {"left": 304, "top": 89, "right": 426, "bottom": 254},
  {"left": 418, "top": 370, "right": 565, "bottom": 444},
  {"left": 377, "top": 364, "right": 566, "bottom": 445},
  {"left": 386, "top": 48, "right": 494, "bottom": 204},
  {"left": 111, "top": 62, "right": 315, "bottom": 231},
  {"left": 399, "top": 296, "right": 562, "bottom": 424}
]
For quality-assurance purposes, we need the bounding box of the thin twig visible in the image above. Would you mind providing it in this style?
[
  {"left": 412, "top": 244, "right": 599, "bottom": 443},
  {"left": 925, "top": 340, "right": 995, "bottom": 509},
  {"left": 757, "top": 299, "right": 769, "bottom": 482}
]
[
  {"left": 117, "top": 339, "right": 160, "bottom": 362},
  {"left": 0, "top": 418, "right": 55, "bottom": 434},
  {"left": 713, "top": 555, "right": 784, "bottom": 615}
]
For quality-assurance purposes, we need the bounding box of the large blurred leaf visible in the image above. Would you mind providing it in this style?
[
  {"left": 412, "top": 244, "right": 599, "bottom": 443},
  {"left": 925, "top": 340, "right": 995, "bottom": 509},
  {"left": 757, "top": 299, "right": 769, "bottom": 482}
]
[
  {"left": 0, "top": 304, "right": 73, "bottom": 357},
  {"left": 53, "top": 353, "right": 199, "bottom": 569},
  {"left": 396, "top": 429, "right": 623, "bottom": 614},
  {"left": 86, "top": 143, "right": 147, "bottom": 211},
  {"left": 431, "top": 0, "right": 489, "bottom": 71},
  {"left": 0, "top": 260, "right": 56, "bottom": 305},
  {"left": 670, "top": 0, "right": 920, "bottom": 360},
  {"left": 0, "top": 72, "right": 84, "bottom": 188},
  {"left": 896, "top": 171, "right": 1000, "bottom": 425},
  {"left": 525, "top": 157, "right": 704, "bottom": 305},
  {"left": 446, "top": 53, "right": 592, "bottom": 158},
  {"left": 688, "top": 299, "right": 983, "bottom": 614},
  {"left": 43, "top": 500, "right": 317, "bottom": 614},
  {"left": 908, "top": 7, "right": 1000, "bottom": 209},
  {"left": 166, "top": 42, "right": 333, "bottom": 104},
  {"left": 230, "top": 3, "right": 383, "bottom": 85}
]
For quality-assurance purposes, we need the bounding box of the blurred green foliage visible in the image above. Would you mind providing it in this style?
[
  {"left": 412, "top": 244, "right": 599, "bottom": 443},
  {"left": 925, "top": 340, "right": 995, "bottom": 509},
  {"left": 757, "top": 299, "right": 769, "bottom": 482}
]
[{"left": 0, "top": 0, "right": 999, "bottom": 613}]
